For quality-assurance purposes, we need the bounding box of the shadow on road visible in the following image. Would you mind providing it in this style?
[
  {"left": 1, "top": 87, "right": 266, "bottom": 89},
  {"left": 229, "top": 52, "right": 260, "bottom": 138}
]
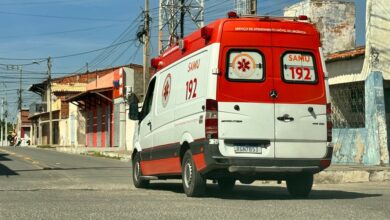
[
  {"left": 0, "top": 153, "right": 18, "bottom": 176},
  {"left": 145, "top": 182, "right": 382, "bottom": 200}
]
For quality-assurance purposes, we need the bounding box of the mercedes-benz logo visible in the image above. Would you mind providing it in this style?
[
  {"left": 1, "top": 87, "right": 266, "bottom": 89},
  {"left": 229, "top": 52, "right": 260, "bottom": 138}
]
[{"left": 269, "top": 90, "right": 278, "bottom": 99}]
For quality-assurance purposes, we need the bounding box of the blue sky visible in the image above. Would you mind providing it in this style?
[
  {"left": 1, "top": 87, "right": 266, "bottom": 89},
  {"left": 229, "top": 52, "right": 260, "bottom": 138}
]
[{"left": 0, "top": 0, "right": 366, "bottom": 122}]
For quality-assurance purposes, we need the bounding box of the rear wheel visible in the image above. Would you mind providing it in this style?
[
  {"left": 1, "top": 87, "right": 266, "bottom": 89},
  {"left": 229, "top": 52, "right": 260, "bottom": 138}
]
[
  {"left": 286, "top": 173, "right": 313, "bottom": 198},
  {"left": 182, "top": 150, "right": 206, "bottom": 197},
  {"left": 218, "top": 178, "right": 236, "bottom": 192},
  {"left": 132, "top": 153, "right": 149, "bottom": 188}
]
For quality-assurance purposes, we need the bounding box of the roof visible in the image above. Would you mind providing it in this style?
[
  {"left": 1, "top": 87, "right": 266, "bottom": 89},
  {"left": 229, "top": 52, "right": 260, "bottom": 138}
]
[
  {"left": 29, "top": 63, "right": 143, "bottom": 95},
  {"left": 28, "top": 82, "right": 47, "bottom": 96},
  {"left": 326, "top": 46, "right": 365, "bottom": 63},
  {"left": 65, "top": 88, "right": 112, "bottom": 103}
]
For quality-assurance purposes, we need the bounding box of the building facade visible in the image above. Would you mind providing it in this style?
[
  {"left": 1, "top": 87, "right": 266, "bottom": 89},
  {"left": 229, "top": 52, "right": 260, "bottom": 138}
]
[{"left": 66, "top": 64, "right": 147, "bottom": 149}]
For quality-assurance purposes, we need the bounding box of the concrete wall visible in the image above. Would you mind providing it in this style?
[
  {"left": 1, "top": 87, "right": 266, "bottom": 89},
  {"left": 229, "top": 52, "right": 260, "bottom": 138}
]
[
  {"left": 361, "top": 0, "right": 390, "bottom": 80},
  {"left": 284, "top": 0, "right": 356, "bottom": 55},
  {"left": 332, "top": 71, "right": 389, "bottom": 165}
]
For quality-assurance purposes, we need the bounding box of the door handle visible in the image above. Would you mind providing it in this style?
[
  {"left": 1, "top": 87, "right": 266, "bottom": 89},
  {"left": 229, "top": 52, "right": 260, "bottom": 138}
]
[
  {"left": 277, "top": 114, "right": 294, "bottom": 122},
  {"left": 147, "top": 121, "right": 152, "bottom": 130}
]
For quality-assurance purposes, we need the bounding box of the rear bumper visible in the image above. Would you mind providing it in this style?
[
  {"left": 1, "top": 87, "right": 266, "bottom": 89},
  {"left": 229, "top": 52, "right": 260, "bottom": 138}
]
[{"left": 198, "top": 141, "right": 333, "bottom": 178}]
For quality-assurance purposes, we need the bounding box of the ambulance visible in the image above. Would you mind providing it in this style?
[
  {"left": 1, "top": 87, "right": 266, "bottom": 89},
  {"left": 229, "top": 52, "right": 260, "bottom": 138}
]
[{"left": 128, "top": 12, "right": 333, "bottom": 197}]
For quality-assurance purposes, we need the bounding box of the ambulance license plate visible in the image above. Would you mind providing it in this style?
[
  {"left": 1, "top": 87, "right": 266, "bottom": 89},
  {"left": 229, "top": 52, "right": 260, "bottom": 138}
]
[{"left": 234, "top": 144, "right": 262, "bottom": 154}]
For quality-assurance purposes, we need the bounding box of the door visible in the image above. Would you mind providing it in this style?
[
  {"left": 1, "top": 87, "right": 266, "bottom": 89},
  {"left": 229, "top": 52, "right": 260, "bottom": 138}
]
[
  {"left": 138, "top": 78, "right": 156, "bottom": 161},
  {"left": 273, "top": 49, "right": 327, "bottom": 158},
  {"left": 217, "top": 47, "right": 275, "bottom": 158}
]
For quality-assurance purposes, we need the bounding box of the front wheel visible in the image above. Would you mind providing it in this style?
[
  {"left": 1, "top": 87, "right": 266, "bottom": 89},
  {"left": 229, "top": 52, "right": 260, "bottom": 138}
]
[
  {"left": 286, "top": 173, "right": 313, "bottom": 198},
  {"left": 132, "top": 153, "right": 149, "bottom": 188},
  {"left": 182, "top": 150, "right": 206, "bottom": 197}
]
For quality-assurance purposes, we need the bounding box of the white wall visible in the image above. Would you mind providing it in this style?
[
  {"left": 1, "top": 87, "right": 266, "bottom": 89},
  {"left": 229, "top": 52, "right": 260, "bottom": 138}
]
[{"left": 362, "top": 0, "right": 390, "bottom": 80}]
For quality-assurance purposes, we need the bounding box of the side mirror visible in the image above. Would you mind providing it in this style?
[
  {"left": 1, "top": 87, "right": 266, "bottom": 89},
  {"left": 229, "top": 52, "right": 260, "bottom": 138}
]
[{"left": 128, "top": 93, "right": 140, "bottom": 120}]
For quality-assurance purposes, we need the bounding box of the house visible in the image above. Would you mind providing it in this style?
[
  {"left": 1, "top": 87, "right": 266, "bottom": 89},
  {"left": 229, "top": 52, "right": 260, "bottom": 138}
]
[
  {"left": 28, "top": 69, "right": 117, "bottom": 146},
  {"left": 286, "top": 0, "right": 390, "bottom": 165},
  {"left": 15, "top": 109, "right": 32, "bottom": 146},
  {"left": 284, "top": 0, "right": 356, "bottom": 55},
  {"left": 66, "top": 64, "right": 147, "bottom": 150},
  {"left": 28, "top": 64, "right": 148, "bottom": 150}
]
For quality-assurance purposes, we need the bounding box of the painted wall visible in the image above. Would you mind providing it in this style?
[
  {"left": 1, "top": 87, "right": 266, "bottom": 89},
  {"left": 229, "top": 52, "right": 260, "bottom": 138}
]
[
  {"left": 332, "top": 71, "right": 389, "bottom": 165},
  {"left": 284, "top": 0, "right": 356, "bottom": 55}
]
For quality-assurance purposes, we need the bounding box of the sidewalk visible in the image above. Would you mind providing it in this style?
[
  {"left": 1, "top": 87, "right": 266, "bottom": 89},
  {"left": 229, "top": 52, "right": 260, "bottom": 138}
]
[
  {"left": 28, "top": 145, "right": 390, "bottom": 184},
  {"left": 315, "top": 165, "right": 390, "bottom": 184}
]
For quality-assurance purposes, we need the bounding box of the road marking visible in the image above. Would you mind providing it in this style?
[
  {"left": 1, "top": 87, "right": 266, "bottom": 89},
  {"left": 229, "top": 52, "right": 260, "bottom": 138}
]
[{"left": 0, "top": 147, "right": 52, "bottom": 170}]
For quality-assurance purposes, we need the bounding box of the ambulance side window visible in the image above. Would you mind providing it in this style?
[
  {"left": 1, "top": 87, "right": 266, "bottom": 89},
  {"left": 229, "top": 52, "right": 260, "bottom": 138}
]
[
  {"left": 281, "top": 52, "right": 318, "bottom": 84},
  {"left": 226, "top": 50, "right": 265, "bottom": 82},
  {"left": 140, "top": 78, "right": 156, "bottom": 121}
]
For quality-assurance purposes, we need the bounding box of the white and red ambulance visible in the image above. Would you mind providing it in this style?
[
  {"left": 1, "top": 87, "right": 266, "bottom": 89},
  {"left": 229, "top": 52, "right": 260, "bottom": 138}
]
[{"left": 129, "top": 12, "right": 333, "bottom": 197}]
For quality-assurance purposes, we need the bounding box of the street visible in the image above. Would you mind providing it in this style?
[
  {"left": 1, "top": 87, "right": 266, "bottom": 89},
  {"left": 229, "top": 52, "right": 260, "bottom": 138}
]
[{"left": 0, "top": 147, "right": 389, "bottom": 220}]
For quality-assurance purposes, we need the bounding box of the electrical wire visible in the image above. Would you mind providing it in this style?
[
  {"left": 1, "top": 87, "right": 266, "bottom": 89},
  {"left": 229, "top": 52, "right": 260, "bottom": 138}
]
[{"left": 0, "top": 10, "right": 129, "bottom": 22}]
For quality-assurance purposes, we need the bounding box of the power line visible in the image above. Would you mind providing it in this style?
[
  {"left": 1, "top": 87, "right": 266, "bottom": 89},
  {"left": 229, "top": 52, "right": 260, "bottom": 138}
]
[
  {"left": 0, "top": 10, "right": 129, "bottom": 22},
  {"left": 0, "top": 38, "right": 138, "bottom": 61},
  {"left": 0, "top": 0, "right": 96, "bottom": 6},
  {"left": 0, "top": 23, "right": 124, "bottom": 40}
]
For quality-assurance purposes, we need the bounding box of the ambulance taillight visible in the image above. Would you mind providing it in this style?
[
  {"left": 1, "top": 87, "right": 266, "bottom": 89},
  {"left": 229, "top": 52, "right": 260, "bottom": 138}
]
[
  {"left": 298, "top": 15, "right": 308, "bottom": 20},
  {"left": 205, "top": 99, "right": 218, "bottom": 139},
  {"left": 326, "top": 103, "right": 332, "bottom": 142},
  {"left": 201, "top": 26, "right": 213, "bottom": 41},
  {"left": 227, "top": 11, "right": 239, "bottom": 19}
]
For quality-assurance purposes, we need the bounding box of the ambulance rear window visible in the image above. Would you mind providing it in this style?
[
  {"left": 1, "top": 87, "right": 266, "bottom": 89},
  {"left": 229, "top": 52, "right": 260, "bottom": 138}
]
[
  {"left": 227, "top": 50, "right": 264, "bottom": 82},
  {"left": 282, "top": 52, "right": 318, "bottom": 84}
]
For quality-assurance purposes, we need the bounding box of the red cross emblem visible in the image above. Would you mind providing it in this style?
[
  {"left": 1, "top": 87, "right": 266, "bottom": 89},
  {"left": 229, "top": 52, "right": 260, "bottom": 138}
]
[
  {"left": 162, "top": 74, "right": 171, "bottom": 107},
  {"left": 237, "top": 58, "right": 250, "bottom": 72},
  {"left": 231, "top": 53, "right": 256, "bottom": 78}
]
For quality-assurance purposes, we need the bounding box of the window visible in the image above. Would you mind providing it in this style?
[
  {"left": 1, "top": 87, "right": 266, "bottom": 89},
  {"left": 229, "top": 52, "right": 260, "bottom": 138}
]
[
  {"left": 227, "top": 50, "right": 264, "bottom": 81},
  {"left": 282, "top": 52, "right": 317, "bottom": 84},
  {"left": 140, "top": 78, "right": 156, "bottom": 120},
  {"left": 330, "top": 82, "right": 365, "bottom": 128}
]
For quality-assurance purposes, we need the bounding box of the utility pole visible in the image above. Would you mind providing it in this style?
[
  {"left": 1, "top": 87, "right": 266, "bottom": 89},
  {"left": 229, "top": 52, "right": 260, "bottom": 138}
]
[
  {"left": 18, "top": 66, "right": 23, "bottom": 110},
  {"left": 180, "top": 0, "right": 185, "bottom": 39},
  {"left": 1, "top": 82, "right": 8, "bottom": 146},
  {"left": 143, "top": 0, "right": 151, "bottom": 97},
  {"left": 4, "top": 98, "right": 7, "bottom": 146},
  {"left": 47, "top": 57, "right": 53, "bottom": 146},
  {"left": 1, "top": 98, "right": 3, "bottom": 146}
]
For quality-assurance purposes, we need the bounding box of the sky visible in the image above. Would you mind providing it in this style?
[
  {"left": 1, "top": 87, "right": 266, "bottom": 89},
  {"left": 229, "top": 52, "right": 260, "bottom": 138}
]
[{"left": 0, "top": 0, "right": 366, "bottom": 123}]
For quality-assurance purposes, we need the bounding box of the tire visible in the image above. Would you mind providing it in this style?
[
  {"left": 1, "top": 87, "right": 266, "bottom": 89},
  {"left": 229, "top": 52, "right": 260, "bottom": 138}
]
[
  {"left": 132, "top": 152, "right": 149, "bottom": 188},
  {"left": 286, "top": 173, "right": 313, "bottom": 198},
  {"left": 218, "top": 178, "right": 236, "bottom": 192},
  {"left": 182, "top": 150, "right": 206, "bottom": 197}
]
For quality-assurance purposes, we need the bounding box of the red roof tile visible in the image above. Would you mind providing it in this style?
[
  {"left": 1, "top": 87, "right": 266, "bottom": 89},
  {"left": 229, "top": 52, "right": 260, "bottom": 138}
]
[{"left": 326, "top": 46, "right": 365, "bottom": 62}]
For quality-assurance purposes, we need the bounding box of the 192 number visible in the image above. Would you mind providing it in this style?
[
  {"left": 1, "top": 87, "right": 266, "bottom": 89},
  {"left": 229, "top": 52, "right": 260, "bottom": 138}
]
[
  {"left": 185, "top": 78, "right": 197, "bottom": 100},
  {"left": 289, "top": 67, "right": 312, "bottom": 80}
]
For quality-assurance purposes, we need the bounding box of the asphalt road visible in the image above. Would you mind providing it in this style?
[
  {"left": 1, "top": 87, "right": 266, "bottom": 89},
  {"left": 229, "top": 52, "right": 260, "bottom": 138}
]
[{"left": 1, "top": 146, "right": 389, "bottom": 220}]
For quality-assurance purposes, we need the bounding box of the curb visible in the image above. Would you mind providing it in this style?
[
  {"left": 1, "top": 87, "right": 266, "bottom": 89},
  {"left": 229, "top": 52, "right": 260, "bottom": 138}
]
[{"left": 315, "top": 167, "right": 390, "bottom": 184}]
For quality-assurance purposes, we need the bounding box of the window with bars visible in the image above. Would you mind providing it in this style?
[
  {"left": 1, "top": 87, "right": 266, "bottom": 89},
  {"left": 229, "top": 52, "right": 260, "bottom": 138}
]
[{"left": 330, "top": 82, "right": 365, "bottom": 128}]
